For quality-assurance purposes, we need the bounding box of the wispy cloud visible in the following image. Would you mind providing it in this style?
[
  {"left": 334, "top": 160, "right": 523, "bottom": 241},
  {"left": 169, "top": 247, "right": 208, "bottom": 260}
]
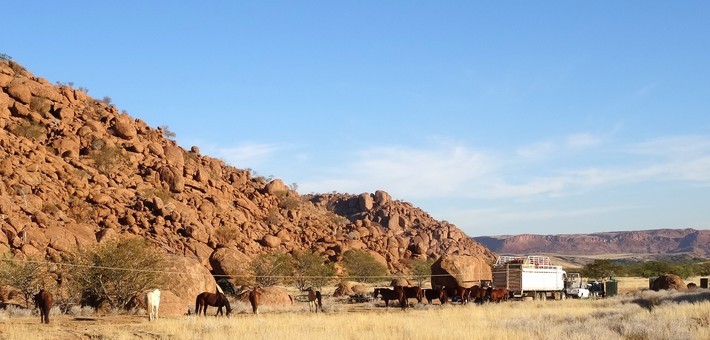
[
  {"left": 210, "top": 143, "right": 282, "bottom": 168},
  {"left": 301, "top": 144, "right": 496, "bottom": 198}
]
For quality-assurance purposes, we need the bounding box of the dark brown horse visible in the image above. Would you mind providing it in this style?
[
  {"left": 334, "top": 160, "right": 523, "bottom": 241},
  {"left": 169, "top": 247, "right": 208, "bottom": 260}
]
[
  {"left": 402, "top": 286, "right": 424, "bottom": 305},
  {"left": 423, "top": 288, "right": 447, "bottom": 304},
  {"left": 306, "top": 287, "right": 322, "bottom": 313},
  {"left": 195, "top": 292, "right": 232, "bottom": 316},
  {"left": 444, "top": 286, "right": 468, "bottom": 304},
  {"left": 249, "top": 288, "right": 261, "bottom": 315},
  {"left": 467, "top": 285, "right": 486, "bottom": 304},
  {"left": 373, "top": 287, "right": 406, "bottom": 310},
  {"left": 34, "top": 290, "right": 53, "bottom": 324}
]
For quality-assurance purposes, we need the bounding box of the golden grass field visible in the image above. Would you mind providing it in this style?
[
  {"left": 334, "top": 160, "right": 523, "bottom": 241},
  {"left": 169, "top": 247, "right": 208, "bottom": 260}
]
[{"left": 1, "top": 277, "right": 708, "bottom": 340}]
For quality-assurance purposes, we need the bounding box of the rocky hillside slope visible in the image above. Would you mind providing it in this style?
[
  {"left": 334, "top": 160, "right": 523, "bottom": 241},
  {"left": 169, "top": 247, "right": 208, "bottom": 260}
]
[
  {"left": 474, "top": 228, "right": 710, "bottom": 257},
  {"left": 0, "top": 60, "right": 494, "bottom": 279}
]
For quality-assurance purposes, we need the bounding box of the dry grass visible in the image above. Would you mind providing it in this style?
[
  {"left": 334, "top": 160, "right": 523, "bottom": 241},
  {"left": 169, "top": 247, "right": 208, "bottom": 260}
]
[{"left": 1, "top": 289, "right": 708, "bottom": 340}]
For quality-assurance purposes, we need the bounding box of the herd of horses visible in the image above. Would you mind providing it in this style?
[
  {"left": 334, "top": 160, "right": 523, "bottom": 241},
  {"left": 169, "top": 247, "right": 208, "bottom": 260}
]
[
  {"left": 27, "top": 284, "right": 505, "bottom": 324},
  {"left": 373, "top": 285, "right": 510, "bottom": 310}
]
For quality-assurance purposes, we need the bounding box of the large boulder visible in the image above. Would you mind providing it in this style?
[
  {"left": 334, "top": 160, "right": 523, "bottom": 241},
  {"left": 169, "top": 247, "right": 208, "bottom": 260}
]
[
  {"left": 209, "top": 247, "right": 251, "bottom": 280},
  {"left": 236, "top": 287, "right": 292, "bottom": 306},
  {"left": 159, "top": 255, "right": 217, "bottom": 311},
  {"left": 127, "top": 289, "right": 187, "bottom": 317},
  {"left": 651, "top": 274, "right": 686, "bottom": 291},
  {"left": 431, "top": 254, "right": 492, "bottom": 289}
]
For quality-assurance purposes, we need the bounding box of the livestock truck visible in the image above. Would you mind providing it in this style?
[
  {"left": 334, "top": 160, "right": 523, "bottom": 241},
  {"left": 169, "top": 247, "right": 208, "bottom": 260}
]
[{"left": 492, "top": 255, "right": 584, "bottom": 300}]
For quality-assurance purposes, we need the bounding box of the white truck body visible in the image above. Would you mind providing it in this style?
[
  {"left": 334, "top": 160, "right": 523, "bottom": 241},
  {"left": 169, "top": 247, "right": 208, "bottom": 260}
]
[{"left": 492, "top": 255, "right": 566, "bottom": 299}]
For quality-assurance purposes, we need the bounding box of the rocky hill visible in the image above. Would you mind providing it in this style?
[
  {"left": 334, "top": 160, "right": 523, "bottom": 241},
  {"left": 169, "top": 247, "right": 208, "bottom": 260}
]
[
  {"left": 474, "top": 228, "right": 710, "bottom": 257},
  {"left": 0, "top": 59, "right": 494, "bottom": 284}
]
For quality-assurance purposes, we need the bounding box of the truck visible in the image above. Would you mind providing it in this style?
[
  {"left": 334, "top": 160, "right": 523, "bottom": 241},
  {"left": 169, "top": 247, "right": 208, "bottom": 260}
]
[{"left": 492, "top": 255, "right": 574, "bottom": 300}]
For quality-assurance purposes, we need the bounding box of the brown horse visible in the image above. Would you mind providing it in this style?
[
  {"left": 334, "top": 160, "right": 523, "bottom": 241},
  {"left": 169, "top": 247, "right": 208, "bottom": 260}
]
[
  {"left": 402, "top": 286, "right": 424, "bottom": 305},
  {"left": 488, "top": 287, "right": 509, "bottom": 303},
  {"left": 248, "top": 288, "right": 261, "bottom": 315},
  {"left": 373, "top": 287, "right": 406, "bottom": 310},
  {"left": 444, "top": 286, "right": 467, "bottom": 304},
  {"left": 34, "top": 290, "right": 53, "bottom": 324},
  {"left": 423, "top": 288, "right": 447, "bottom": 304},
  {"left": 195, "top": 292, "right": 232, "bottom": 316},
  {"left": 467, "top": 285, "right": 486, "bottom": 304},
  {"left": 306, "top": 287, "right": 322, "bottom": 313}
]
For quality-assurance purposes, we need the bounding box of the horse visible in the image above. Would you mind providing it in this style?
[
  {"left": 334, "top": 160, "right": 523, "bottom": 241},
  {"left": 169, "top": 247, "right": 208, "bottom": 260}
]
[
  {"left": 195, "top": 292, "right": 232, "bottom": 316},
  {"left": 34, "top": 290, "right": 53, "bottom": 324},
  {"left": 248, "top": 288, "right": 261, "bottom": 315},
  {"left": 306, "top": 287, "right": 322, "bottom": 313},
  {"left": 373, "top": 287, "right": 406, "bottom": 310},
  {"left": 488, "top": 287, "right": 509, "bottom": 303},
  {"left": 402, "top": 286, "right": 424, "bottom": 305},
  {"left": 423, "top": 288, "right": 447, "bottom": 304},
  {"left": 145, "top": 288, "right": 161, "bottom": 321},
  {"left": 444, "top": 286, "right": 468, "bottom": 304},
  {"left": 467, "top": 285, "right": 486, "bottom": 304}
]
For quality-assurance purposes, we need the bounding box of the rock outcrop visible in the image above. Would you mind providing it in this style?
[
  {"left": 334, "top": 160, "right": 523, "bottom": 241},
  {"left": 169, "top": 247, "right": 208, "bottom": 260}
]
[
  {"left": 0, "top": 60, "right": 496, "bottom": 300},
  {"left": 430, "top": 255, "right": 492, "bottom": 289}
]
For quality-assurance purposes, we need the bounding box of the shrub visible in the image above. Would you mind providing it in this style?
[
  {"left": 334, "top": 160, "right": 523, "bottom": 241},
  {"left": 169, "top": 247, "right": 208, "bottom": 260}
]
[
  {"left": 342, "top": 250, "right": 388, "bottom": 283},
  {"left": 0, "top": 255, "right": 55, "bottom": 307},
  {"left": 91, "top": 144, "right": 131, "bottom": 175},
  {"left": 0, "top": 53, "right": 11, "bottom": 61},
  {"left": 63, "top": 239, "right": 166, "bottom": 310},
  {"left": 279, "top": 195, "right": 301, "bottom": 210},
  {"left": 291, "top": 251, "right": 337, "bottom": 290},
  {"left": 250, "top": 252, "right": 294, "bottom": 287},
  {"left": 404, "top": 258, "right": 434, "bottom": 287},
  {"left": 11, "top": 121, "right": 47, "bottom": 140}
]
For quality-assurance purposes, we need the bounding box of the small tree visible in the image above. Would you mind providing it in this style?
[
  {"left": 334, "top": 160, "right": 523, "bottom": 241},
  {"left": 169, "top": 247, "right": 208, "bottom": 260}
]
[
  {"left": 405, "top": 258, "right": 434, "bottom": 287},
  {"left": 342, "top": 250, "right": 388, "bottom": 283},
  {"left": 581, "top": 259, "right": 620, "bottom": 280},
  {"left": 0, "top": 255, "right": 54, "bottom": 307},
  {"left": 250, "top": 252, "right": 293, "bottom": 287},
  {"left": 65, "top": 239, "right": 166, "bottom": 310},
  {"left": 292, "top": 251, "right": 337, "bottom": 290}
]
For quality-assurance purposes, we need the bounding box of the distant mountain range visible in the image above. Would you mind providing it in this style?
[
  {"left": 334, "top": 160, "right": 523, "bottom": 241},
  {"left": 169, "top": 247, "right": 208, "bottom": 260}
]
[{"left": 473, "top": 228, "right": 710, "bottom": 257}]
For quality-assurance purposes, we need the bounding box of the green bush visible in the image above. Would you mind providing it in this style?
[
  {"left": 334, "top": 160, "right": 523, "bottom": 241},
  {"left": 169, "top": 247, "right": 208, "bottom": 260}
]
[
  {"left": 250, "top": 252, "right": 293, "bottom": 287},
  {"left": 342, "top": 250, "right": 388, "bottom": 283},
  {"left": 64, "top": 239, "right": 166, "bottom": 309},
  {"left": 291, "top": 251, "right": 336, "bottom": 290},
  {"left": 0, "top": 255, "right": 54, "bottom": 307}
]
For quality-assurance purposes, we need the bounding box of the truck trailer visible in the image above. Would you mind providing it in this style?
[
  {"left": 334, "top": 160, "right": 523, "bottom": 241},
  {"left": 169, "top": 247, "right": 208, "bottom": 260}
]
[{"left": 492, "top": 255, "right": 568, "bottom": 300}]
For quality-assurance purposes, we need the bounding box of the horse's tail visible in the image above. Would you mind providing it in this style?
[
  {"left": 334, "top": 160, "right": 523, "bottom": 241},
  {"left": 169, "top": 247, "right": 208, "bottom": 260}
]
[
  {"left": 195, "top": 294, "right": 201, "bottom": 315},
  {"left": 288, "top": 294, "right": 293, "bottom": 305},
  {"left": 316, "top": 291, "right": 322, "bottom": 305}
]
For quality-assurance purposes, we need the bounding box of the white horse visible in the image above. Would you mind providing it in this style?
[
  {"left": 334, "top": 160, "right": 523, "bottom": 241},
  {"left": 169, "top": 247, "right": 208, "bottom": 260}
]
[{"left": 145, "top": 289, "right": 161, "bottom": 321}]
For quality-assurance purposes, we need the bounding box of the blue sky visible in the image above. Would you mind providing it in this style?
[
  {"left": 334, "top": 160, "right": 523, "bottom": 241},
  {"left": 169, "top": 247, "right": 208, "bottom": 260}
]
[{"left": 4, "top": 2, "right": 709, "bottom": 236}]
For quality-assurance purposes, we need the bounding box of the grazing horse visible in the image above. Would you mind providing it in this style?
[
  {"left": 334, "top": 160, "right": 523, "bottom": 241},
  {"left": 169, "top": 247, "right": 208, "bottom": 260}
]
[
  {"left": 373, "top": 287, "right": 407, "bottom": 310},
  {"left": 195, "top": 292, "right": 232, "bottom": 316},
  {"left": 249, "top": 288, "right": 261, "bottom": 315},
  {"left": 488, "top": 287, "right": 509, "bottom": 303},
  {"left": 145, "top": 288, "right": 161, "bottom": 321},
  {"left": 423, "top": 288, "right": 447, "bottom": 304},
  {"left": 402, "top": 286, "right": 424, "bottom": 305},
  {"left": 34, "top": 290, "right": 53, "bottom": 324},
  {"left": 306, "top": 287, "right": 323, "bottom": 313}
]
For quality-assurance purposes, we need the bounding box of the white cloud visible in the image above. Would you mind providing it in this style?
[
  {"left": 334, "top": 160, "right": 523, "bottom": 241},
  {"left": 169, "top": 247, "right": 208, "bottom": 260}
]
[
  {"left": 210, "top": 143, "right": 281, "bottom": 168},
  {"left": 300, "top": 144, "right": 496, "bottom": 198}
]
